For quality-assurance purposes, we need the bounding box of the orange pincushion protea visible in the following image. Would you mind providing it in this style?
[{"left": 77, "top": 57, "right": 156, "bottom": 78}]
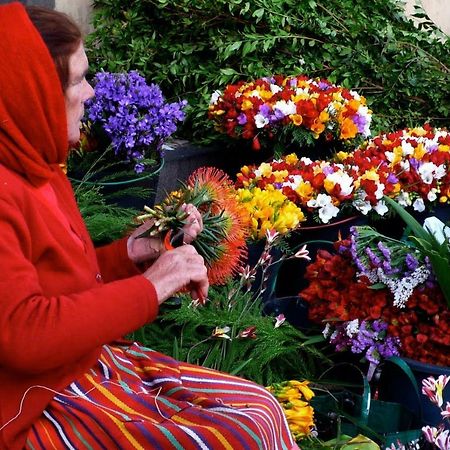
[
  {"left": 137, "top": 167, "right": 250, "bottom": 287},
  {"left": 188, "top": 167, "right": 249, "bottom": 285}
]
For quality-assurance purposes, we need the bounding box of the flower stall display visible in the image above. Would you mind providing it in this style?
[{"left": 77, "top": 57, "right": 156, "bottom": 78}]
[
  {"left": 71, "top": 70, "right": 188, "bottom": 178},
  {"left": 208, "top": 75, "right": 372, "bottom": 155},
  {"left": 135, "top": 167, "right": 249, "bottom": 286},
  {"left": 235, "top": 152, "right": 388, "bottom": 226},
  {"left": 299, "top": 221, "right": 450, "bottom": 372}
]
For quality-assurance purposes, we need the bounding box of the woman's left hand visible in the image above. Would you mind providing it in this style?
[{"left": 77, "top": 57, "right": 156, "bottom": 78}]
[{"left": 127, "top": 203, "right": 203, "bottom": 264}]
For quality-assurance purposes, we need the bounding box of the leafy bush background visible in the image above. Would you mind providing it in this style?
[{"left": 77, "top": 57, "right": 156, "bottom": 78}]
[{"left": 87, "top": 0, "right": 450, "bottom": 144}]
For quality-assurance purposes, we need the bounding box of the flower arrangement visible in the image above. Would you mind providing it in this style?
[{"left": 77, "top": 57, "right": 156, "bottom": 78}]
[
  {"left": 299, "top": 225, "right": 450, "bottom": 369},
  {"left": 341, "top": 124, "right": 450, "bottom": 213},
  {"left": 267, "top": 380, "right": 316, "bottom": 441},
  {"left": 136, "top": 167, "right": 249, "bottom": 286},
  {"left": 82, "top": 70, "right": 187, "bottom": 174},
  {"left": 235, "top": 152, "right": 388, "bottom": 226},
  {"left": 208, "top": 75, "right": 372, "bottom": 153}
]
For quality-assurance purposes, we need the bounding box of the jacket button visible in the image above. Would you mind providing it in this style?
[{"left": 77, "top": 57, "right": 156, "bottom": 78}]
[{"left": 95, "top": 273, "right": 103, "bottom": 283}]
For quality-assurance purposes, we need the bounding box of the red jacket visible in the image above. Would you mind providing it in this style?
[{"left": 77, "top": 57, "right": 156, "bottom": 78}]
[{"left": 0, "top": 165, "right": 159, "bottom": 449}]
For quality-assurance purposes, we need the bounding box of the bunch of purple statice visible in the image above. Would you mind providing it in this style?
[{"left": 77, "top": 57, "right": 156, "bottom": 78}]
[
  {"left": 349, "top": 225, "right": 433, "bottom": 308},
  {"left": 86, "top": 70, "right": 187, "bottom": 173},
  {"left": 323, "top": 319, "right": 400, "bottom": 379}
]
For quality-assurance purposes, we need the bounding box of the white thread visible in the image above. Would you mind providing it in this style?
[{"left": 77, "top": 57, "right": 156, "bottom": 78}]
[{"left": 0, "top": 380, "right": 169, "bottom": 432}]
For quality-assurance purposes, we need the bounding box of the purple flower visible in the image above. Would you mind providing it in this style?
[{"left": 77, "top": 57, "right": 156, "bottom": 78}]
[
  {"left": 86, "top": 71, "right": 187, "bottom": 173},
  {"left": 237, "top": 113, "right": 247, "bottom": 125}
]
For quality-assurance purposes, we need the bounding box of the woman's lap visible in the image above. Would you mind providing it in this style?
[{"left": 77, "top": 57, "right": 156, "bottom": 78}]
[{"left": 25, "top": 343, "right": 295, "bottom": 450}]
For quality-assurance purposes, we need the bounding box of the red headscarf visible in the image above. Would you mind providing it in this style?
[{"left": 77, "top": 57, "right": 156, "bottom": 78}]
[{"left": 0, "top": 2, "right": 68, "bottom": 186}]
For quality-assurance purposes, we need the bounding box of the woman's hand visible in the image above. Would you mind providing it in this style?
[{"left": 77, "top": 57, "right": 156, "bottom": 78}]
[
  {"left": 143, "top": 244, "right": 209, "bottom": 304},
  {"left": 127, "top": 204, "right": 203, "bottom": 264},
  {"left": 179, "top": 203, "right": 203, "bottom": 244}
]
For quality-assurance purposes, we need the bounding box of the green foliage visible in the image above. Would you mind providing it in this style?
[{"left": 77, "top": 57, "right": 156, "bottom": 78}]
[
  {"left": 72, "top": 182, "right": 138, "bottom": 245},
  {"left": 87, "top": 0, "right": 450, "bottom": 144},
  {"left": 139, "top": 281, "right": 327, "bottom": 385}
]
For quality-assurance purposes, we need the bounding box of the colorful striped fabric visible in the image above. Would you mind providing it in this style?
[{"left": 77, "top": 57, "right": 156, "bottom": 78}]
[{"left": 25, "top": 343, "right": 297, "bottom": 449}]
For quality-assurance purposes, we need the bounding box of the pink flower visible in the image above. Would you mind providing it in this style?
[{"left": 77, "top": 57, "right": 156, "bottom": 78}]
[
  {"left": 275, "top": 314, "right": 286, "bottom": 328},
  {"left": 441, "top": 402, "right": 450, "bottom": 420},
  {"left": 294, "top": 244, "right": 311, "bottom": 261},
  {"left": 435, "top": 429, "right": 450, "bottom": 450},
  {"left": 265, "top": 229, "right": 279, "bottom": 244},
  {"left": 239, "top": 326, "right": 257, "bottom": 339},
  {"left": 422, "top": 425, "right": 440, "bottom": 444},
  {"left": 422, "top": 375, "right": 450, "bottom": 407}
]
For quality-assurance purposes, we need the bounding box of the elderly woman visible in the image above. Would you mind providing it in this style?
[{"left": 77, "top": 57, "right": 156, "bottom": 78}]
[{"left": 0, "top": 3, "right": 298, "bottom": 450}]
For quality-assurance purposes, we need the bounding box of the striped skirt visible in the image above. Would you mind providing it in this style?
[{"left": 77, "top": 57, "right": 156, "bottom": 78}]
[{"left": 25, "top": 343, "right": 298, "bottom": 450}]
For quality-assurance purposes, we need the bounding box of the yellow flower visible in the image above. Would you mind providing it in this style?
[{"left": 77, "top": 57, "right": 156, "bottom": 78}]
[
  {"left": 285, "top": 153, "right": 299, "bottom": 165},
  {"left": 413, "top": 143, "right": 427, "bottom": 160},
  {"left": 273, "top": 170, "right": 289, "bottom": 183},
  {"left": 241, "top": 99, "right": 254, "bottom": 111},
  {"left": 295, "top": 181, "right": 314, "bottom": 201},
  {"left": 290, "top": 114, "right": 303, "bottom": 126}
]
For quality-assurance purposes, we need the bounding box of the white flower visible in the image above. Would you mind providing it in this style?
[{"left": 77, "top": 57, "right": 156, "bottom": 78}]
[
  {"left": 346, "top": 319, "right": 360, "bottom": 337},
  {"left": 325, "top": 171, "right": 354, "bottom": 197},
  {"left": 401, "top": 140, "right": 415, "bottom": 156},
  {"left": 282, "top": 174, "right": 303, "bottom": 190},
  {"left": 399, "top": 160, "right": 410, "bottom": 172},
  {"left": 322, "top": 323, "right": 332, "bottom": 338},
  {"left": 375, "top": 182, "right": 385, "bottom": 200},
  {"left": 254, "top": 113, "right": 269, "bottom": 128},
  {"left": 427, "top": 189, "right": 438, "bottom": 202},
  {"left": 273, "top": 100, "right": 297, "bottom": 117},
  {"left": 418, "top": 162, "right": 445, "bottom": 184},
  {"left": 307, "top": 194, "right": 339, "bottom": 223},
  {"left": 423, "top": 216, "right": 450, "bottom": 245},
  {"left": 412, "top": 197, "right": 426, "bottom": 212},
  {"left": 373, "top": 200, "right": 388, "bottom": 216},
  {"left": 396, "top": 191, "right": 412, "bottom": 207},
  {"left": 270, "top": 84, "right": 283, "bottom": 95},
  {"left": 209, "top": 90, "right": 222, "bottom": 105}
]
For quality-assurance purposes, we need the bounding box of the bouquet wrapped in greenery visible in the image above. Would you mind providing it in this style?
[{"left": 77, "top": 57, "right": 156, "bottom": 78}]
[{"left": 136, "top": 167, "right": 249, "bottom": 285}]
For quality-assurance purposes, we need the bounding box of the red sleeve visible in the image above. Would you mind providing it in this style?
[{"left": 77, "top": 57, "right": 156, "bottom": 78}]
[
  {"left": 0, "top": 198, "right": 159, "bottom": 375},
  {"left": 95, "top": 236, "right": 142, "bottom": 282}
]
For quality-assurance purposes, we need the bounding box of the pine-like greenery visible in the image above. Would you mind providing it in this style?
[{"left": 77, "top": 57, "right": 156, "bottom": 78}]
[
  {"left": 72, "top": 182, "right": 138, "bottom": 245},
  {"left": 140, "top": 281, "right": 328, "bottom": 385}
]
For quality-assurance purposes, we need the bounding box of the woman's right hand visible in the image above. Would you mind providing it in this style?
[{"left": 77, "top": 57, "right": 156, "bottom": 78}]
[{"left": 142, "top": 244, "right": 209, "bottom": 305}]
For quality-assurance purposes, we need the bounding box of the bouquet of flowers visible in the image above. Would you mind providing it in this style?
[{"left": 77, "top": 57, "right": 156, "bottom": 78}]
[
  {"left": 235, "top": 152, "right": 390, "bottom": 226},
  {"left": 208, "top": 75, "right": 372, "bottom": 153},
  {"left": 79, "top": 70, "right": 187, "bottom": 174},
  {"left": 136, "top": 167, "right": 249, "bottom": 286},
  {"left": 342, "top": 125, "right": 450, "bottom": 213},
  {"left": 299, "top": 215, "right": 450, "bottom": 371}
]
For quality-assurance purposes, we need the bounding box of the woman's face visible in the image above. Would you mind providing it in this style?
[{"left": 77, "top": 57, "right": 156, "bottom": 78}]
[{"left": 65, "top": 43, "right": 94, "bottom": 144}]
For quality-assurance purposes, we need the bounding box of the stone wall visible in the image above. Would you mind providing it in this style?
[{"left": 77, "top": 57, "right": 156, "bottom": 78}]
[{"left": 405, "top": 0, "right": 450, "bottom": 35}]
